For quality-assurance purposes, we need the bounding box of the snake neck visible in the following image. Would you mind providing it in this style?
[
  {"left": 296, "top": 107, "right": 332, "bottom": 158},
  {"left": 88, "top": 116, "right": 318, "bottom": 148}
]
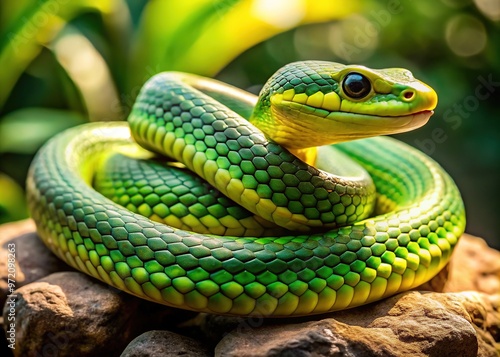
[
  {"left": 249, "top": 106, "right": 317, "bottom": 165},
  {"left": 288, "top": 147, "right": 317, "bottom": 166}
]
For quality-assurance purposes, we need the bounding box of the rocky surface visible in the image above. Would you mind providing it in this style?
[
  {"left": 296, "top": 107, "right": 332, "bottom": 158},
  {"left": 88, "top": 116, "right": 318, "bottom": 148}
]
[
  {"left": 428, "top": 234, "right": 500, "bottom": 295},
  {"left": 2, "top": 271, "right": 191, "bottom": 357},
  {"left": 121, "top": 330, "right": 211, "bottom": 357},
  {"left": 0, "top": 220, "right": 499, "bottom": 356},
  {"left": 215, "top": 291, "right": 499, "bottom": 357},
  {"left": 0, "top": 220, "right": 69, "bottom": 307},
  {"left": 3, "top": 271, "right": 140, "bottom": 356}
]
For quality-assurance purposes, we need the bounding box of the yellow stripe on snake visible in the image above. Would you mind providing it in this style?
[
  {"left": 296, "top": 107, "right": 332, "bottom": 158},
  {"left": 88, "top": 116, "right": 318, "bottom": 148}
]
[{"left": 27, "top": 61, "right": 465, "bottom": 316}]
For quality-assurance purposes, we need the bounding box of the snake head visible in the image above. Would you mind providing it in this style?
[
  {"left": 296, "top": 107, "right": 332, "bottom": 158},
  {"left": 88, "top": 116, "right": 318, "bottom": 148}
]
[{"left": 251, "top": 61, "right": 438, "bottom": 149}]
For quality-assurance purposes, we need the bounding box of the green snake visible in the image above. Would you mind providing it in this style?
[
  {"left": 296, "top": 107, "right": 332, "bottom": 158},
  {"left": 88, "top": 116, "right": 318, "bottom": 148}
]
[{"left": 27, "top": 61, "right": 466, "bottom": 316}]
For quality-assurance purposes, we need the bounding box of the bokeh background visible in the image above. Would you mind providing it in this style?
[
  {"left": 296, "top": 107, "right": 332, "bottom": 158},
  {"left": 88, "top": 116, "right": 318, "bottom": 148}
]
[{"left": 1, "top": 0, "right": 499, "bottom": 248}]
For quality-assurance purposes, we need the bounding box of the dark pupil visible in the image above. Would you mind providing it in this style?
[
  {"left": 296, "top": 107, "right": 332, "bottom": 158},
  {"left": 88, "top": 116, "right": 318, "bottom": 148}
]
[{"left": 343, "top": 73, "right": 371, "bottom": 99}]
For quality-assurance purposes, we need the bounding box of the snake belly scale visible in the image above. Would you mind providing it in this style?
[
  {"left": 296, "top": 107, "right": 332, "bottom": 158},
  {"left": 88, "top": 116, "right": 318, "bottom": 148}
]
[{"left": 27, "top": 61, "right": 466, "bottom": 316}]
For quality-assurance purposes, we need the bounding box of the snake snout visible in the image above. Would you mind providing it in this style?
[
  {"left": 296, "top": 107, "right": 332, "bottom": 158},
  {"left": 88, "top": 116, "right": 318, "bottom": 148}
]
[
  {"left": 402, "top": 80, "right": 438, "bottom": 113},
  {"left": 401, "top": 89, "right": 415, "bottom": 101}
]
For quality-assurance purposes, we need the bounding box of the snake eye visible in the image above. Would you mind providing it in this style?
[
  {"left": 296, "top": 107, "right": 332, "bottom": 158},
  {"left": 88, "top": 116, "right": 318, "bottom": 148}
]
[{"left": 342, "top": 72, "right": 372, "bottom": 99}]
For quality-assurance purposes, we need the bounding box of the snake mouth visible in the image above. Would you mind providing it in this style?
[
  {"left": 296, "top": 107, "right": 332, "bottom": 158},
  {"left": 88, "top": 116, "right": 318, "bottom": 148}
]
[
  {"left": 268, "top": 102, "right": 435, "bottom": 149},
  {"left": 329, "top": 109, "right": 434, "bottom": 127},
  {"left": 276, "top": 97, "right": 434, "bottom": 128},
  {"left": 321, "top": 109, "right": 434, "bottom": 138},
  {"left": 279, "top": 97, "right": 434, "bottom": 129}
]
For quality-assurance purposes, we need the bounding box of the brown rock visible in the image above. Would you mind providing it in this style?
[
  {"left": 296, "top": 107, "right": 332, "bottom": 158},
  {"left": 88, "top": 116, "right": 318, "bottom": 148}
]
[
  {"left": 188, "top": 313, "right": 245, "bottom": 348},
  {"left": 121, "top": 330, "right": 211, "bottom": 357},
  {"left": 421, "top": 233, "right": 500, "bottom": 294},
  {"left": 445, "top": 234, "right": 500, "bottom": 294},
  {"left": 2, "top": 271, "right": 141, "bottom": 357},
  {"left": 0, "top": 219, "right": 35, "bottom": 238},
  {"left": 0, "top": 220, "right": 70, "bottom": 307},
  {"left": 215, "top": 291, "right": 500, "bottom": 357},
  {"left": 435, "top": 292, "right": 499, "bottom": 357},
  {"left": 1, "top": 221, "right": 499, "bottom": 356}
]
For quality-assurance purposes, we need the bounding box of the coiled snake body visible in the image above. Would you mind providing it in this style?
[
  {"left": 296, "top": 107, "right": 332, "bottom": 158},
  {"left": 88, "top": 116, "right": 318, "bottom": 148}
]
[{"left": 27, "top": 61, "right": 465, "bottom": 316}]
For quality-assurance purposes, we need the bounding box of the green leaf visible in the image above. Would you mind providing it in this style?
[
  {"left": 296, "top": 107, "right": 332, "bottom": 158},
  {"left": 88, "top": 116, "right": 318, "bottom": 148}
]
[
  {"left": 0, "top": 108, "right": 86, "bottom": 154},
  {"left": 0, "top": 0, "right": 129, "bottom": 109},
  {"left": 49, "top": 26, "right": 123, "bottom": 121},
  {"left": 127, "top": 0, "right": 241, "bottom": 91},
  {"left": 172, "top": 0, "right": 368, "bottom": 75},
  {"left": 0, "top": 173, "right": 28, "bottom": 223},
  {"left": 127, "top": 0, "right": 366, "bottom": 92}
]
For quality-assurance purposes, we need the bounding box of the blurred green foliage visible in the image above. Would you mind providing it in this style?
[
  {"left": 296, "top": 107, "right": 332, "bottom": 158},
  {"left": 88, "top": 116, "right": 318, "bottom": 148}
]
[{"left": 0, "top": 0, "right": 499, "bottom": 248}]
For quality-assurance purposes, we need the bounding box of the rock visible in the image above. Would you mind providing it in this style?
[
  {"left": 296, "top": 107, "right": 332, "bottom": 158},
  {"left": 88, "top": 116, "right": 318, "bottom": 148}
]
[
  {"left": 440, "top": 234, "right": 500, "bottom": 294},
  {"left": 0, "top": 219, "right": 35, "bottom": 238},
  {"left": 121, "top": 330, "right": 211, "bottom": 357},
  {"left": 419, "top": 234, "right": 500, "bottom": 294},
  {"left": 0, "top": 319, "right": 14, "bottom": 357},
  {"left": 1, "top": 270, "right": 196, "bottom": 357},
  {"left": 2, "top": 271, "right": 141, "bottom": 356},
  {"left": 0, "top": 219, "right": 70, "bottom": 307},
  {"left": 1, "top": 220, "right": 499, "bottom": 356},
  {"left": 132, "top": 299, "right": 198, "bottom": 333},
  {"left": 189, "top": 314, "right": 246, "bottom": 348},
  {"left": 447, "top": 293, "right": 500, "bottom": 357},
  {"left": 215, "top": 291, "right": 500, "bottom": 357}
]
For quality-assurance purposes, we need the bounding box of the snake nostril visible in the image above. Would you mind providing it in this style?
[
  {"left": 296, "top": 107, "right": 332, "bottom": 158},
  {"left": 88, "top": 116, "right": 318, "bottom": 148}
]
[{"left": 402, "top": 90, "right": 415, "bottom": 101}]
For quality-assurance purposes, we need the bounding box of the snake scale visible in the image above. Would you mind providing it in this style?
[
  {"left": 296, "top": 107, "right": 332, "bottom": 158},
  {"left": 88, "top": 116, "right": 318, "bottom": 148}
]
[{"left": 27, "top": 61, "right": 465, "bottom": 316}]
